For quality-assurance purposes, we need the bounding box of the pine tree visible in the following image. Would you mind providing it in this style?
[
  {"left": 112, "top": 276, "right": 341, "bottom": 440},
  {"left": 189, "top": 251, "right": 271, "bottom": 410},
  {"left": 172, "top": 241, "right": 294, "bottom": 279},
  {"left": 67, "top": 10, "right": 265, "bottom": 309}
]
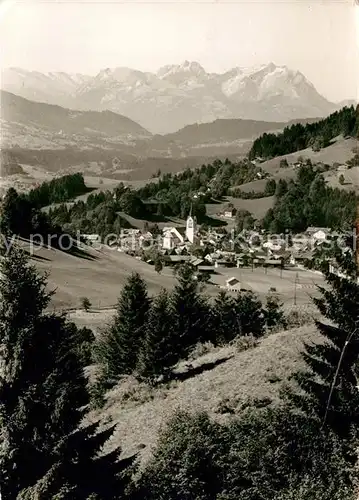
[
  {"left": 96, "top": 272, "right": 150, "bottom": 387},
  {"left": 0, "top": 245, "right": 133, "bottom": 499},
  {"left": 264, "top": 293, "right": 287, "bottom": 331},
  {"left": 137, "top": 289, "right": 178, "bottom": 382},
  {"left": 234, "top": 291, "right": 265, "bottom": 338},
  {"left": 211, "top": 291, "right": 238, "bottom": 345},
  {"left": 170, "top": 264, "right": 210, "bottom": 359},
  {"left": 284, "top": 255, "right": 359, "bottom": 445},
  {"left": 17, "top": 420, "right": 134, "bottom": 499}
]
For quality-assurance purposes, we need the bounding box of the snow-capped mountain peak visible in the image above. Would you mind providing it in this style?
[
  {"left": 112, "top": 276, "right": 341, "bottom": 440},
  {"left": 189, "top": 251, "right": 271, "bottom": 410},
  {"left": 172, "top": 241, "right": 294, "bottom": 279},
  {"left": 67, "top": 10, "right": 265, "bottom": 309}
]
[
  {"left": 157, "top": 60, "right": 206, "bottom": 80},
  {"left": 1, "top": 62, "right": 337, "bottom": 134}
]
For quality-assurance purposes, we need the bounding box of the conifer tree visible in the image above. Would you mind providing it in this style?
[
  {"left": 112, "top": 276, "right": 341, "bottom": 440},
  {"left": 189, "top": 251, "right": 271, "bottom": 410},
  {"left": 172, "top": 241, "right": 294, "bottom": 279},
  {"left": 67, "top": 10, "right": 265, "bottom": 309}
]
[
  {"left": 211, "top": 291, "right": 238, "bottom": 345},
  {"left": 234, "top": 291, "right": 265, "bottom": 338},
  {"left": 284, "top": 255, "right": 359, "bottom": 445},
  {"left": 96, "top": 272, "right": 150, "bottom": 387},
  {"left": 137, "top": 289, "right": 178, "bottom": 382},
  {"left": 0, "top": 245, "right": 133, "bottom": 499},
  {"left": 264, "top": 293, "right": 287, "bottom": 331},
  {"left": 170, "top": 264, "right": 210, "bottom": 358}
]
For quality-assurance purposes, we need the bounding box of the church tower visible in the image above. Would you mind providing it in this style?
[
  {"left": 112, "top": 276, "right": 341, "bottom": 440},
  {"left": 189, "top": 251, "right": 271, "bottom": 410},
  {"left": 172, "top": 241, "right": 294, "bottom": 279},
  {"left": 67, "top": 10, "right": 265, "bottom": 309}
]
[{"left": 186, "top": 205, "right": 197, "bottom": 244}]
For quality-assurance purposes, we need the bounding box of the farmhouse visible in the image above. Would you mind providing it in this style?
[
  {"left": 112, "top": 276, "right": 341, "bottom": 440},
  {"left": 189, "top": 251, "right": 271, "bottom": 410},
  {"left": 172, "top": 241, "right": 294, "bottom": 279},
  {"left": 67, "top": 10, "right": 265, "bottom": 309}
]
[
  {"left": 290, "top": 250, "right": 314, "bottom": 266},
  {"left": 225, "top": 277, "right": 241, "bottom": 292},
  {"left": 223, "top": 207, "right": 237, "bottom": 219}
]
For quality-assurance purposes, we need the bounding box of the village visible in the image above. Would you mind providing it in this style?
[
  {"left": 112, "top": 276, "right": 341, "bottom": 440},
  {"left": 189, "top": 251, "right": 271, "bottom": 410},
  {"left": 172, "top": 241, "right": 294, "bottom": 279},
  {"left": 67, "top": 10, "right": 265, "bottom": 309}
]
[{"left": 80, "top": 205, "right": 354, "bottom": 298}]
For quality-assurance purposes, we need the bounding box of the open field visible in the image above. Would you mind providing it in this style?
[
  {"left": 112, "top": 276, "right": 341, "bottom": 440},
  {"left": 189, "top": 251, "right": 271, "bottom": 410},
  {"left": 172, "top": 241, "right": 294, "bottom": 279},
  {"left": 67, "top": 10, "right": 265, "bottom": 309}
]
[
  {"left": 0, "top": 163, "right": 156, "bottom": 197},
  {"left": 16, "top": 240, "right": 325, "bottom": 330},
  {"left": 324, "top": 165, "right": 359, "bottom": 191},
  {"left": 206, "top": 195, "right": 275, "bottom": 222},
  {"left": 24, "top": 243, "right": 178, "bottom": 312},
  {"left": 88, "top": 323, "right": 323, "bottom": 463},
  {"left": 69, "top": 264, "right": 321, "bottom": 331},
  {"left": 211, "top": 265, "right": 325, "bottom": 306},
  {"left": 236, "top": 137, "right": 358, "bottom": 194},
  {"left": 260, "top": 136, "right": 358, "bottom": 176}
]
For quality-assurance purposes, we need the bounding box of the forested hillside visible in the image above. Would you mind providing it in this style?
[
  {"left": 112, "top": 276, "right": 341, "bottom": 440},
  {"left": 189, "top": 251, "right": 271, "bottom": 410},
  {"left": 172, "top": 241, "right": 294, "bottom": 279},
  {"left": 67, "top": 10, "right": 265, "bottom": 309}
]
[
  {"left": 262, "top": 162, "right": 357, "bottom": 232},
  {"left": 249, "top": 106, "right": 358, "bottom": 160}
]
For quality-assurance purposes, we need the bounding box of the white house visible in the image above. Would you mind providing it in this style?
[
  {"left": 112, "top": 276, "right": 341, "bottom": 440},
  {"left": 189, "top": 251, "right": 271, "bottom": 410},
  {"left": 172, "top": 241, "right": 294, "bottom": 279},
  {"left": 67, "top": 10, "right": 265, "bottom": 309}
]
[
  {"left": 139, "top": 231, "right": 154, "bottom": 248},
  {"left": 162, "top": 227, "right": 184, "bottom": 250},
  {"left": 223, "top": 208, "right": 237, "bottom": 219},
  {"left": 225, "top": 277, "right": 241, "bottom": 291},
  {"left": 306, "top": 227, "right": 331, "bottom": 243},
  {"left": 263, "top": 240, "right": 285, "bottom": 252},
  {"left": 81, "top": 234, "right": 100, "bottom": 244}
]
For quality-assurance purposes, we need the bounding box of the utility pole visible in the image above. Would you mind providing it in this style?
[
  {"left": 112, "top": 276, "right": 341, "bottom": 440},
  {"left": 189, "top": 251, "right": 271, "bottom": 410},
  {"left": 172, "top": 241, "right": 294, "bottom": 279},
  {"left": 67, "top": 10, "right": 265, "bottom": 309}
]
[{"left": 294, "top": 272, "right": 299, "bottom": 306}]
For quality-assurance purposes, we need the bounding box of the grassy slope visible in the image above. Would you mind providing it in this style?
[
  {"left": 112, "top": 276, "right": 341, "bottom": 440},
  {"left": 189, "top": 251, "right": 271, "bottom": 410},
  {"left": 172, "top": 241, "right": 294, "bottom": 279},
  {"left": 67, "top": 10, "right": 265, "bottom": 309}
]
[
  {"left": 24, "top": 243, "right": 177, "bottom": 310},
  {"left": 206, "top": 195, "right": 275, "bottom": 221},
  {"left": 236, "top": 137, "right": 358, "bottom": 194},
  {"left": 87, "top": 324, "right": 322, "bottom": 463}
]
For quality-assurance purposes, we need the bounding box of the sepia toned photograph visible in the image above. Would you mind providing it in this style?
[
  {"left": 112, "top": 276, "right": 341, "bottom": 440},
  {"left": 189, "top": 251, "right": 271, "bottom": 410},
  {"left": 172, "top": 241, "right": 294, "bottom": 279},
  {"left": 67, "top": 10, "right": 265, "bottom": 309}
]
[{"left": 0, "top": 0, "right": 358, "bottom": 498}]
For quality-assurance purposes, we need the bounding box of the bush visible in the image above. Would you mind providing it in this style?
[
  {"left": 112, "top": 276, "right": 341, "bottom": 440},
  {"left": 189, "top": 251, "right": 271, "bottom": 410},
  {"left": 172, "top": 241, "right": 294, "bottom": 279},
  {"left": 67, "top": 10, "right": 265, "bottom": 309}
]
[
  {"left": 136, "top": 411, "right": 230, "bottom": 500},
  {"left": 75, "top": 326, "right": 96, "bottom": 366},
  {"left": 188, "top": 341, "right": 216, "bottom": 361},
  {"left": 230, "top": 334, "right": 258, "bottom": 352},
  {"left": 136, "top": 406, "right": 355, "bottom": 500},
  {"left": 285, "top": 308, "right": 314, "bottom": 328}
]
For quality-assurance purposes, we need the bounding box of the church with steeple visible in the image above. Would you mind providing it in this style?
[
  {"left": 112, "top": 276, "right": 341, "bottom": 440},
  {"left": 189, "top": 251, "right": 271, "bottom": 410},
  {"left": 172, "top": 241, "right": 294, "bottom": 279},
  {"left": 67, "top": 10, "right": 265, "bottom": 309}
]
[{"left": 185, "top": 206, "right": 197, "bottom": 244}]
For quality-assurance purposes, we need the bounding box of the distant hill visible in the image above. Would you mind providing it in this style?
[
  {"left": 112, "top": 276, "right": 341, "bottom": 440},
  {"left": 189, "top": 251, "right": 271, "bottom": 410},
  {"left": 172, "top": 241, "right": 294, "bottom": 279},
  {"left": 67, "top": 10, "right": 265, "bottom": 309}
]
[
  {"left": 158, "top": 116, "right": 321, "bottom": 150},
  {"left": 1, "top": 91, "right": 325, "bottom": 162},
  {"left": 0, "top": 90, "right": 151, "bottom": 149}
]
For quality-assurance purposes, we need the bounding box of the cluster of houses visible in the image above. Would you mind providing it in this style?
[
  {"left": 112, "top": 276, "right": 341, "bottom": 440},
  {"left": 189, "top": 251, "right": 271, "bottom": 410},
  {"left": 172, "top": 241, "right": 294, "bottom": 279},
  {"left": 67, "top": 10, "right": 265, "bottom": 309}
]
[{"left": 82, "top": 216, "right": 353, "bottom": 284}]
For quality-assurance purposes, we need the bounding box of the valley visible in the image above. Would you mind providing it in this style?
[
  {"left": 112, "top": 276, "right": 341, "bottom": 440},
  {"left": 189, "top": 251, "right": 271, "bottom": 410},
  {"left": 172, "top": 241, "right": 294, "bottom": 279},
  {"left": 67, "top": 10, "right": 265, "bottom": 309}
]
[{"left": 2, "top": 2, "right": 359, "bottom": 498}]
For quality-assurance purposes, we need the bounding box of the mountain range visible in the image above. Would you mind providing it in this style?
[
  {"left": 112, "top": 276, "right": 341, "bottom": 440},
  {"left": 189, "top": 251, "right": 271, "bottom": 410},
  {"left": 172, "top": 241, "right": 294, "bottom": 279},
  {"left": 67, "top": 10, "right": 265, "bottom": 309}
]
[
  {"left": 1, "top": 62, "right": 352, "bottom": 134},
  {"left": 0, "top": 90, "right": 321, "bottom": 159}
]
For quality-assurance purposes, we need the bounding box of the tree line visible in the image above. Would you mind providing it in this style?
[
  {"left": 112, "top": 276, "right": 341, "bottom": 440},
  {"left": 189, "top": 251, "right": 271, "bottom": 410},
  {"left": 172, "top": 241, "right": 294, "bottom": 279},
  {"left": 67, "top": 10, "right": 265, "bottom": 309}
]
[
  {"left": 27, "top": 173, "right": 87, "bottom": 208},
  {"left": 94, "top": 263, "right": 286, "bottom": 395},
  {"left": 0, "top": 173, "right": 88, "bottom": 245}
]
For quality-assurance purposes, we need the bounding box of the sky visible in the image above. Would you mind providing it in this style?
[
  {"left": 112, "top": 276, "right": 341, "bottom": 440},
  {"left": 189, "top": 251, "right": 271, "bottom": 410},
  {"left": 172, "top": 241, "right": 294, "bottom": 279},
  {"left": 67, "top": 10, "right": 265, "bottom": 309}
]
[{"left": 0, "top": 0, "right": 358, "bottom": 103}]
